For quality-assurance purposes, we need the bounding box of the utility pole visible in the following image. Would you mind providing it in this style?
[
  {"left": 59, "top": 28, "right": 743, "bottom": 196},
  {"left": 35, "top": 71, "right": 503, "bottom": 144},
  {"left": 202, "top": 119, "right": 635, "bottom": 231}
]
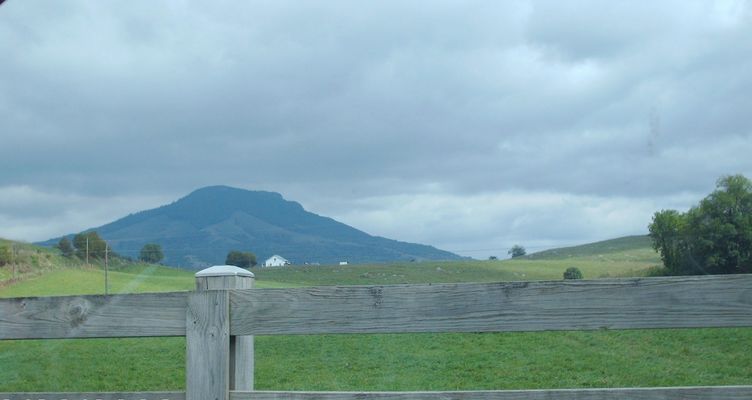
[
  {"left": 104, "top": 243, "right": 109, "bottom": 295},
  {"left": 86, "top": 236, "right": 89, "bottom": 267},
  {"left": 11, "top": 243, "right": 16, "bottom": 280}
]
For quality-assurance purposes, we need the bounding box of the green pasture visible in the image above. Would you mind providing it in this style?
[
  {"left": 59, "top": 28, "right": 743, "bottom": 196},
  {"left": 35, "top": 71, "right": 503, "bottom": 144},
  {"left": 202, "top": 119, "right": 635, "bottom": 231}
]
[
  {"left": 3, "top": 328, "right": 751, "bottom": 392},
  {"left": 252, "top": 258, "right": 653, "bottom": 286},
  {"left": 2, "top": 239, "right": 750, "bottom": 392}
]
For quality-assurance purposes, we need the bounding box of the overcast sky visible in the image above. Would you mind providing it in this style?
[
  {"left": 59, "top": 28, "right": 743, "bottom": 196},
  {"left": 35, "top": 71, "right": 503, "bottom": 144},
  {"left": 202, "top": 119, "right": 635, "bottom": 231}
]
[{"left": 1, "top": 0, "right": 751, "bottom": 258}]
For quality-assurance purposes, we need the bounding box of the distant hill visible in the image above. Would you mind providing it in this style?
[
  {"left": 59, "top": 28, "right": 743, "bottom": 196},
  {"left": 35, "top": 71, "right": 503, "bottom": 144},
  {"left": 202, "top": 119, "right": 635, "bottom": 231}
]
[
  {"left": 40, "top": 186, "right": 461, "bottom": 269},
  {"left": 525, "top": 235, "right": 654, "bottom": 260}
]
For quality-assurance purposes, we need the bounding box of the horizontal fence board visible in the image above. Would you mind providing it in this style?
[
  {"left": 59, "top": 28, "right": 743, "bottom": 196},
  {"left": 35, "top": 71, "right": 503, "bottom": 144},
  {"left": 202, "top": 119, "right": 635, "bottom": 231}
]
[
  {"left": 230, "top": 386, "right": 752, "bottom": 400},
  {"left": 0, "top": 292, "right": 189, "bottom": 340},
  {"left": 0, "top": 392, "right": 185, "bottom": 400},
  {"left": 230, "top": 274, "right": 752, "bottom": 335}
]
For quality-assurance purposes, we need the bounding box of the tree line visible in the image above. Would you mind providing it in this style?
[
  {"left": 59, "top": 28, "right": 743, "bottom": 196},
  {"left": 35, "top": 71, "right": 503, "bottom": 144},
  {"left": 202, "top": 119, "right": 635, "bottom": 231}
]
[
  {"left": 56, "top": 233, "right": 259, "bottom": 269},
  {"left": 56, "top": 233, "right": 166, "bottom": 264},
  {"left": 649, "top": 174, "right": 751, "bottom": 275}
]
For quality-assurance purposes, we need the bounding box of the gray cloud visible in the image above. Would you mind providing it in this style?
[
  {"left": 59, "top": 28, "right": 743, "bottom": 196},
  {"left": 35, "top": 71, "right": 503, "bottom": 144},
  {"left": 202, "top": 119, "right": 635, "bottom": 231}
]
[{"left": 1, "top": 0, "right": 751, "bottom": 256}]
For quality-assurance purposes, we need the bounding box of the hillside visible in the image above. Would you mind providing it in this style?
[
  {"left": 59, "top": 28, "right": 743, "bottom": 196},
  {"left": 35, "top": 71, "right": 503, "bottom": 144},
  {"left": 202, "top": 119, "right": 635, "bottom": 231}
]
[
  {"left": 40, "top": 186, "right": 461, "bottom": 268},
  {"left": 526, "top": 235, "right": 654, "bottom": 260},
  {"left": 0, "top": 238, "right": 79, "bottom": 285}
]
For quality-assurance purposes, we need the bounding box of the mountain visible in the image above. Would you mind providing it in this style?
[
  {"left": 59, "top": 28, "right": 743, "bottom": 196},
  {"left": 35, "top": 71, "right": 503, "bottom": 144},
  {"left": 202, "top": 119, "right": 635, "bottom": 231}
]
[{"left": 40, "top": 186, "right": 461, "bottom": 269}]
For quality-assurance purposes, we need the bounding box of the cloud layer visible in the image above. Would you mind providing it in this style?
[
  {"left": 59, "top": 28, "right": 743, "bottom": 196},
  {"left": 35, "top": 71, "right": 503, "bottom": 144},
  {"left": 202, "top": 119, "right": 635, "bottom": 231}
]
[{"left": 1, "top": 1, "right": 751, "bottom": 257}]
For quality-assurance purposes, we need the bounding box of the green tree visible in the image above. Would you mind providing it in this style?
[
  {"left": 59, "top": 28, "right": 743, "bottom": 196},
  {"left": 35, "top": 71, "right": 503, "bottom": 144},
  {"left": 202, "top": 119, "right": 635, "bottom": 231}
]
[
  {"left": 508, "top": 245, "right": 526, "bottom": 258},
  {"left": 563, "top": 267, "right": 583, "bottom": 280},
  {"left": 139, "top": 243, "right": 164, "bottom": 264},
  {"left": 648, "top": 174, "right": 752, "bottom": 275},
  {"left": 648, "top": 209, "right": 686, "bottom": 275},
  {"left": 225, "top": 250, "right": 257, "bottom": 269},
  {"left": 73, "top": 231, "right": 107, "bottom": 260},
  {"left": 0, "top": 243, "right": 10, "bottom": 266},
  {"left": 57, "top": 237, "right": 74, "bottom": 258},
  {"left": 683, "top": 175, "right": 752, "bottom": 275}
]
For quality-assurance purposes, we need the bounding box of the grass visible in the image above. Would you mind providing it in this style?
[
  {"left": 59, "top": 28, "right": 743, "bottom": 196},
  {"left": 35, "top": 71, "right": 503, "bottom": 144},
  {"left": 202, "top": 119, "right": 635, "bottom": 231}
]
[
  {"left": 256, "top": 329, "right": 752, "bottom": 391},
  {"left": 1, "top": 237, "right": 750, "bottom": 392},
  {"left": 2, "top": 329, "right": 750, "bottom": 392},
  {"left": 0, "top": 264, "right": 193, "bottom": 298}
]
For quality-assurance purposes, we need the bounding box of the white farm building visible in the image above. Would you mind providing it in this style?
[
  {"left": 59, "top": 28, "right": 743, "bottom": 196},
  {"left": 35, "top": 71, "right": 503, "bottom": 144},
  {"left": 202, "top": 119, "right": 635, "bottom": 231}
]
[{"left": 264, "top": 255, "right": 290, "bottom": 267}]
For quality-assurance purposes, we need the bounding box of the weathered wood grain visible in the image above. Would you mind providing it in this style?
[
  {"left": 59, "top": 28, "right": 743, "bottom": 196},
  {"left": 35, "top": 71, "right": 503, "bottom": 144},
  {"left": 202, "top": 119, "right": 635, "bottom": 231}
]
[
  {"left": 186, "top": 291, "right": 230, "bottom": 400},
  {"left": 195, "top": 271, "right": 255, "bottom": 391},
  {"left": 229, "top": 386, "right": 752, "bottom": 399},
  {"left": 0, "top": 392, "right": 185, "bottom": 400},
  {"left": 0, "top": 292, "right": 189, "bottom": 340},
  {"left": 229, "top": 274, "right": 752, "bottom": 335}
]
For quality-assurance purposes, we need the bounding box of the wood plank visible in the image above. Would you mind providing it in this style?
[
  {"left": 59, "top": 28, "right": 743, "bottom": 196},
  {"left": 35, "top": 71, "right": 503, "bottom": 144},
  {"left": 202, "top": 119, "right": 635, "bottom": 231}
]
[
  {"left": 0, "top": 392, "right": 185, "bottom": 400},
  {"left": 186, "top": 291, "right": 230, "bottom": 400},
  {"left": 230, "top": 386, "right": 752, "bottom": 399},
  {"left": 229, "top": 274, "right": 752, "bottom": 335},
  {"left": 0, "top": 292, "right": 188, "bottom": 340}
]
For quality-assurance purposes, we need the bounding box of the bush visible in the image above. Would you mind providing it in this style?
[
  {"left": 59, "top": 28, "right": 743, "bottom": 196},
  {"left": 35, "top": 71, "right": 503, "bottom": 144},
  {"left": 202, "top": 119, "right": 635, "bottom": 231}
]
[
  {"left": 225, "top": 250, "right": 257, "bottom": 269},
  {"left": 563, "top": 267, "right": 583, "bottom": 280}
]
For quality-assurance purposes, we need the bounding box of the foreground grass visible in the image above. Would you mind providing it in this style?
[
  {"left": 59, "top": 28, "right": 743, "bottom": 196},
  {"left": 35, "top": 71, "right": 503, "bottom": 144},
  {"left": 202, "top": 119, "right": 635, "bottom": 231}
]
[{"left": 2, "top": 328, "right": 750, "bottom": 392}]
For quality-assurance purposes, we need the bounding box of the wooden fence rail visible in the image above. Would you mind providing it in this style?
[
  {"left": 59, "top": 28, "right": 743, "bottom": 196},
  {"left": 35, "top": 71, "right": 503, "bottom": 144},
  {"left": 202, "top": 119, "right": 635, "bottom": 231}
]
[
  {"left": 2, "top": 270, "right": 752, "bottom": 400},
  {"left": 229, "top": 274, "right": 752, "bottom": 335},
  {"left": 0, "top": 292, "right": 188, "bottom": 340}
]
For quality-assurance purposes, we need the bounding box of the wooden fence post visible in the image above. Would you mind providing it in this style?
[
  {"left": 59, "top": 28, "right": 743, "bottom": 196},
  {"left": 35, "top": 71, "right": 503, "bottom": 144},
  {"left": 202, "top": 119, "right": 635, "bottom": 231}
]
[
  {"left": 186, "top": 288, "right": 229, "bottom": 400},
  {"left": 194, "top": 265, "right": 255, "bottom": 392}
]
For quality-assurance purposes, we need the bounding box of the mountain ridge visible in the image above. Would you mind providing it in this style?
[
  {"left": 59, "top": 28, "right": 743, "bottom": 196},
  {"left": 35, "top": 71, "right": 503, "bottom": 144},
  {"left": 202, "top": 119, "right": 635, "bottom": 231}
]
[{"left": 40, "top": 186, "right": 462, "bottom": 268}]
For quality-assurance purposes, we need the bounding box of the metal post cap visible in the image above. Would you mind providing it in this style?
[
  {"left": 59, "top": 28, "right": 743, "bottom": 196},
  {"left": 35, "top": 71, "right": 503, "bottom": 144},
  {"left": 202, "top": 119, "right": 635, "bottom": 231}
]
[{"left": 195, "top": 265, "right": 255, "bottom": 278}]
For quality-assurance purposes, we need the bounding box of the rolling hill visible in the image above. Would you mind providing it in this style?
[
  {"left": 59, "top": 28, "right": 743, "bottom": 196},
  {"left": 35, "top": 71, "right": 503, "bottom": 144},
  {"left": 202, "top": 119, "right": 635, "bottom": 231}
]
[
  {"left": 40, "top": 186, "right": 461, "bottom": 268},
  {"left": 526, "top": 235, "right": 654, "bottom": 260}
]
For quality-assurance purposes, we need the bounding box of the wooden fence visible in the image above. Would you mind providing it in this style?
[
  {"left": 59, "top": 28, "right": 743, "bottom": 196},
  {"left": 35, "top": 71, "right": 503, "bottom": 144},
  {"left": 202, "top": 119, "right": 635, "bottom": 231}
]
[{"left": 1, "top": 271, "right": 752, "bottom": 400}]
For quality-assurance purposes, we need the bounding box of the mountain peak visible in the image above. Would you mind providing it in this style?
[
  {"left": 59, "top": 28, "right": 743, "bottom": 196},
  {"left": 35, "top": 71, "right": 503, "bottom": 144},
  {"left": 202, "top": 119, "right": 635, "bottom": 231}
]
[
  {"left": 188, "top": 185, "right": 282, "bottom": 198},
  {"left": 41, "top": 187, "right": 460, "bottom": 269}
]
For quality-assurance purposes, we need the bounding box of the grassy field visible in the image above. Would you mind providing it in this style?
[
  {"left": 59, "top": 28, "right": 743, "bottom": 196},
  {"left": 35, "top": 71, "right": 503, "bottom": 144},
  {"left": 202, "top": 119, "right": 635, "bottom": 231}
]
[
  {"left": 253, "top": 236, "right": 661, "bottom": 285},
  {"left": 2, "top": 237, "right": 751, "bottom": 392},
  {"left": 252, "top": 257, "right": 656, "bottom": 287},
  {"left": 3, "top": 328, "right": 751, "bottom": 392}
]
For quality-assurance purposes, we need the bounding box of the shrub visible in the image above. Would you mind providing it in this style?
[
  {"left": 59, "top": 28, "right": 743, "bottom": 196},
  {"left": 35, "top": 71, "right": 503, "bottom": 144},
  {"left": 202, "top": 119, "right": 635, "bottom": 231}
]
[{"left": 563, "top": 267, "right": 583, "bottom": 280}]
